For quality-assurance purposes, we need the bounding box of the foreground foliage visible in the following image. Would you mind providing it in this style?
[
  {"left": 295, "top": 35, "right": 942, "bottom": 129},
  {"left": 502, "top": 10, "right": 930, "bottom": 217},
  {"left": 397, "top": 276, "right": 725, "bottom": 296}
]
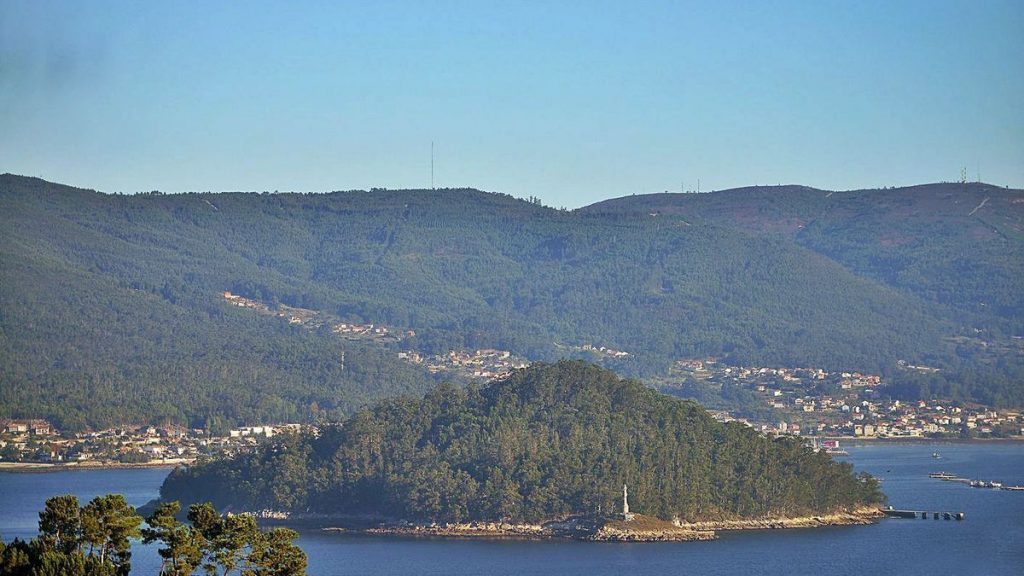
[
  {"left": 0, "top": 495, "right": 306, "bottom": 576},
  {"left": 162, "top": 362, "right": 884, "bottom": 524}
]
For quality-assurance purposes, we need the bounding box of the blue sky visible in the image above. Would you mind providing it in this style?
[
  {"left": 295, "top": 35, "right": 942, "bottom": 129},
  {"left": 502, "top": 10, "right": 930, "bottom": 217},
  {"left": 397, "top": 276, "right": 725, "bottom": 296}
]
[{"left": 1, "top": 0, "right": 1021, "bottom": 207}]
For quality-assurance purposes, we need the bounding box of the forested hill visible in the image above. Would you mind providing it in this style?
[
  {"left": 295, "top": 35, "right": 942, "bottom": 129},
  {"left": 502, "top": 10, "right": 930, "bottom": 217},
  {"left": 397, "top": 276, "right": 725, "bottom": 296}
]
[
  {"left": 583, "top": 183, "right": 1024, "bottom": 326},
  {"left": 159, "top": 361, "right": 884, "bottom": 523},
  {"left": 1, "top": 174, "right": 1022, "bottom": 430}
]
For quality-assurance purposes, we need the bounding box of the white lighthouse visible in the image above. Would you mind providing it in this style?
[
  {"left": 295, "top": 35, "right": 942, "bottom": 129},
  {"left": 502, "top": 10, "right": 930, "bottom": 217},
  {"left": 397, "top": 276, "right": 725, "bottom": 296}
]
[{"left": 622, "top": 484, "right": 635, "bottom": 521}]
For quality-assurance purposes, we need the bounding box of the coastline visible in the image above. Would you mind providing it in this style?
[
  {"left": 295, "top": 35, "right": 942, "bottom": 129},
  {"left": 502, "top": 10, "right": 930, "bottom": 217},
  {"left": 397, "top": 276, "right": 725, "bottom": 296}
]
[
  {"left": 823, "top": 436, "right": 1024, "bottom": 445},
  {"left": 318, "top": 508, "right": 881, "bottom": 542},
  {"left": 0, "top": 459, "right": 189, "bottom": 473},
  {"left": 673, "top": 506, "right": 882, "bottom": 531},
  {"left": 329, "top": 515, "right": 717, "bottom": 542}
]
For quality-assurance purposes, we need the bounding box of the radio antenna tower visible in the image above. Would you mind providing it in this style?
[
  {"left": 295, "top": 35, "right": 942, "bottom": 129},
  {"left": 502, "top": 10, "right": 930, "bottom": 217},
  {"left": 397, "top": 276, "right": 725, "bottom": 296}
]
[{"left": 431, "top": 141, "right": 435, "bottom": 190}]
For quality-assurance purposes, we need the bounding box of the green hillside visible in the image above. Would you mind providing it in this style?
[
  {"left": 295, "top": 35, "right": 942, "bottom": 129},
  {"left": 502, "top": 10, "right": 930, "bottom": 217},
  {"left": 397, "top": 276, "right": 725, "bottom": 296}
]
[
  {"left": 584, "top": 182, "right": 1024, "bottom": 405},
  {"left": 1, "top": 175, "right": 1021, "bottom": 429},
  {"left": 160, "top": 362, "right": 884, "bottom": 523},
  {"left": 584, "top": 182, "right": 1024, "bottom": 327}
]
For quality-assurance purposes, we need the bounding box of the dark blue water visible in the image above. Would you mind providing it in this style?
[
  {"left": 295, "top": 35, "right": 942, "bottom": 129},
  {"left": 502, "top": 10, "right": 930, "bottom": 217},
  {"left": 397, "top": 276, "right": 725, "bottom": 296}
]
[
  {"left": 0, "top": 467, "right": 170, "bottom": 571},
  {"left": 2, "top": 443, "right": 1022, "bottom": 575}
]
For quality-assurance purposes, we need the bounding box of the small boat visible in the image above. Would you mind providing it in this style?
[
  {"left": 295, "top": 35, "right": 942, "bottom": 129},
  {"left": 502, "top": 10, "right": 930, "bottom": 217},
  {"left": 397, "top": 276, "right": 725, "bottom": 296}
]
[
  {"left": 932, "top": 452, "right": 941, "bottom": 459},
  {"left": 929, "top": 472, "right": 956, "bottom": 479},
  {"left": 1003, "top": 485, "right": 1024, "bottom": 491}
]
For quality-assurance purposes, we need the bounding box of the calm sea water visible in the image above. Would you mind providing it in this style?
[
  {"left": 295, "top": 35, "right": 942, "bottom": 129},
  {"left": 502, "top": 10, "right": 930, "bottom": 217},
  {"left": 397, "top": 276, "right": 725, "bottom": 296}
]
[{"left": 2, "top": 442, "right": 1022, "bottom": 575}]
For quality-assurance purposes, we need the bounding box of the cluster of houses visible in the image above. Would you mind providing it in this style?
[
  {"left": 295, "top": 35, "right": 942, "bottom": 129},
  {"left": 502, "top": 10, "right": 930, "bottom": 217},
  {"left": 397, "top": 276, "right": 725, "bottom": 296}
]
[
  {"left": 223, "top": 290, "right": 573, "bottom": 382},
  {"left": 398, "top": 348, "right": 530, "bottom": 380},
  {"left": 224, "top": 291, "right": 413, "bottom": 341},
  {"left": 577, "top": 343, "right": 630, "bottom": 359},
  {"left": 671, "top": 358, "right": 1024, "bottom": 439},
  {"left": 0, "top": 420, "right": 306, "bottom": 466},
  {"left": 223, "top": 291, "right": 271, "bottom": 312},
  {"left": 332, "top": 322, "right": 415, "bottom": 341}
]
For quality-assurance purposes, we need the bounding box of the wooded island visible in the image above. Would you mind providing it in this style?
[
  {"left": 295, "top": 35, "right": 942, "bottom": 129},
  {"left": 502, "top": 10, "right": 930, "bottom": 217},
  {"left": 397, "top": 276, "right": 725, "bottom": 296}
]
[{"left": 160, "top": 362, "right": 884, "bottom": 533}]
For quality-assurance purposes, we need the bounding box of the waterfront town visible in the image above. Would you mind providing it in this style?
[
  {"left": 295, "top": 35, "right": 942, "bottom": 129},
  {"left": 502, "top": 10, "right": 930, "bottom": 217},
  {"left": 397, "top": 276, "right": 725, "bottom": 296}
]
[
  {"left": 665, "top": 358, "right": 1024, "bottom": 439},
  {"left": 4, "top": 356, "right": 1021, "bottom": 468},
  {"left": 2, "top": 292, "right": 1018, "bottom": 468},
  {"left": 0, "top": 420, "right": 306, "bottom": 468}
]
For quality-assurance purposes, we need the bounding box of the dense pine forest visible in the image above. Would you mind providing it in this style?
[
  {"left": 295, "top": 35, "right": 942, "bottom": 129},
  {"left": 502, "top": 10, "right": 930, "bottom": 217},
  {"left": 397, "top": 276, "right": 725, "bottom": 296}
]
[
  {"left": 2, "top": 174, "right": 1022, "bottom": 430},
  {"left": 160, "top": 362, "right": 884, "bottom": 523}
]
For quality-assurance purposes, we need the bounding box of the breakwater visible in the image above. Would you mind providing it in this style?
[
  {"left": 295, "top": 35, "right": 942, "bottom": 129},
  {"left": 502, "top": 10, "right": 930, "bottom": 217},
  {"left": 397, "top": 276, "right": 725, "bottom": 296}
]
[
  {"left": 928, "top": 471, "right": 1024, "bottom": 491},
  {"left": 882, "top": 507, "right": 964, "bottom": 521}
]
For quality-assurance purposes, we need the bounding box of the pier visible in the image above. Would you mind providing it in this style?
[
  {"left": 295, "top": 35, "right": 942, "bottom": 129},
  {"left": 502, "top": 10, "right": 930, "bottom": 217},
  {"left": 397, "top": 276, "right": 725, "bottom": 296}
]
[
  {"left": 928, "top": 472, "right": 1023, "bottom": 491},
  {"left": 882, "top": 507, "right": 964, "bottom": 521}
]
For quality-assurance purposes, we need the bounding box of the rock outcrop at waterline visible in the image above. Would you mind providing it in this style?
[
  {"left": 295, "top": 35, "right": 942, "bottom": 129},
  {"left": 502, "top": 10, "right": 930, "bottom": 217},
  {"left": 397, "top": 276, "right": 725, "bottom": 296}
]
[
  {"left": 587, "top": 515, "right": 716, "bottom": 542},
  {"left": 675, "top": 506, "right": 883, "bottom": 531},
  {"left": 319, "top": 509, "right": 882, "bottom": 542}
]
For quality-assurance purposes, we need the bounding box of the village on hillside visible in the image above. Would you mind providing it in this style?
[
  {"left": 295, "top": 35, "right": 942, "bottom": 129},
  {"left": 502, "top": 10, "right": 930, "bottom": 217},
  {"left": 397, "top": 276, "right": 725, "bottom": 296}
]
[
  {"left": 8, "top": 292, "right": 1019, "bottom": 469},
  {"left": 664, "top": 358, "right": 1024, "bottom": 439},
  {"left": 6, "top": 352, "right": 1023, "bottom": 469},
  {"left": 225, "top": 291, "right": 532, "bottom": 380},
  {"left": 224, "top": 291, "right": 413, "bottom": 343}
]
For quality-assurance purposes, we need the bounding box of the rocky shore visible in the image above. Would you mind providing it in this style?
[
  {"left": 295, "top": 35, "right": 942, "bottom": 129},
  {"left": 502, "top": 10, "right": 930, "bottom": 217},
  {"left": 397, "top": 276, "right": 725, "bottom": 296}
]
[
  {"left": 0, "top": 460, "right": 188, "bottom": 472},
  {"left": 362, "top": 521, "right": 550, "bottom": 539},
  {"left": 587, "top": 515, "right": 716, "bottom": 542},
  {"left": 320, "top": 509, "right": 878, "bottom": 542},
  {"left": 675, "top": 507, "right": 883, "bottom": 532}
]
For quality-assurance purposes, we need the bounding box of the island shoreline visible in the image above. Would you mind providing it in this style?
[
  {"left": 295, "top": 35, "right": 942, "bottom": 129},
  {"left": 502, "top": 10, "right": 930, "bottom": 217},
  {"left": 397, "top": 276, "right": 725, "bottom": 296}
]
[
  {"left": 312, "top": 508, "right": 882, "bottom": 543},
  {"left": 0, "top": 460, "right": 188, "bottom": 473}
]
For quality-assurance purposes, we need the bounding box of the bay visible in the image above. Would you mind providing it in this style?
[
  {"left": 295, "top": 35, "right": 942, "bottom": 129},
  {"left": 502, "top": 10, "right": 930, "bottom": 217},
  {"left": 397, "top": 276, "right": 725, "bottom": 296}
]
[{"left": 2, "top": 442, "right": 1022, "bottom": 575}]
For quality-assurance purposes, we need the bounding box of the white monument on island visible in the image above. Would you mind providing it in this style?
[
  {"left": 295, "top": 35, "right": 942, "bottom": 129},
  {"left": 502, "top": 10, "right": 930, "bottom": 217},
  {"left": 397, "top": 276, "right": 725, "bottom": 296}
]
[{"left": 622, "top": 484, "right": 635, "bottom": 521}]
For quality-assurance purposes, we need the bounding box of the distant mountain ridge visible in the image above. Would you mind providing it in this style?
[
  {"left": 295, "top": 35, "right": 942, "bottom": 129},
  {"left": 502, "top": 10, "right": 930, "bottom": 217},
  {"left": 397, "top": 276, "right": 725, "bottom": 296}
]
[
  {"left": 1, "top": 174, "right": 1021, "bottom": 429},
  {"left": 583, "top": 182, "right": 1024, "bottom": 324}
]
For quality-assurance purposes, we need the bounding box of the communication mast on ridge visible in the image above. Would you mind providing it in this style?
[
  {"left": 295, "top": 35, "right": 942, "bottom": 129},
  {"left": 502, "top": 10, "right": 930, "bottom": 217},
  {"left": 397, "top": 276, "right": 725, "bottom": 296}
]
[{"left": 431, "top": 141, "right": 435, "bottom": 190}]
